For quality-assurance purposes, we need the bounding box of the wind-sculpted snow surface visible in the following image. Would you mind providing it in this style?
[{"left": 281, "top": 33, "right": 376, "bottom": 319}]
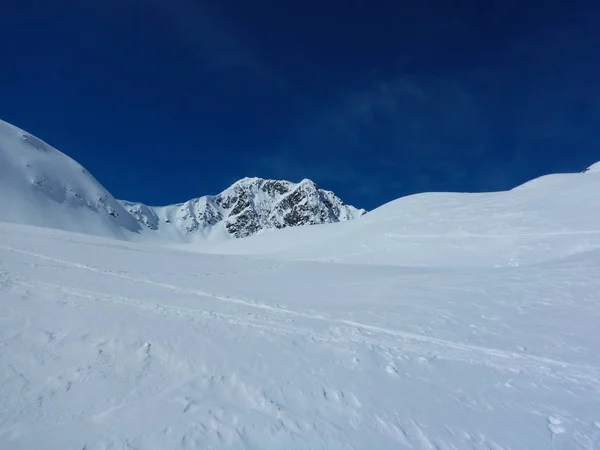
[{"left": 1, "top": 223, "right": 600, "bottom": 449}]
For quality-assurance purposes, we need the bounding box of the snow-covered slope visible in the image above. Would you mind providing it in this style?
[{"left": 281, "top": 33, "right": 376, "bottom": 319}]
[
  {"left": 583, "top": 161, "right": 600, "bottom": 173},
  {"left": 0, "top": 119, "right": 141, "bottom": 238},
  {"left": 1, "top": 222, "right": 600, "bottom": 450},
  {"left": 0, "top": 119, "right": 363, "bottom": 241},
  {"left": 122, "top": 178, "right": 365, "bottom": 240},
  {"left": 208, "top": 163, "right": 600, "bottom": 267}
]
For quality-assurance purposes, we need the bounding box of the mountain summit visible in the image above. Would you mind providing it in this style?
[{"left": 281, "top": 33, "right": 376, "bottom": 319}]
[
  {"left": 0, "top": 119, "right": 364, "bottom": 241},
  {"left": 122, "top": 177, "right": 365, "bottom": 239}
]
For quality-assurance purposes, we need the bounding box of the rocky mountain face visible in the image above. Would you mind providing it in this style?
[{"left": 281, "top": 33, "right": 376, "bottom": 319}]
[{"left": 122, "top": 178, "right": 366, "bottom": 239}]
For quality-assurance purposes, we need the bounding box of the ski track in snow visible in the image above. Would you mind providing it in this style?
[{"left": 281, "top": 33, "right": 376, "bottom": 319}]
[{"left": 3, "top": 244, "right": 600, "bottom": 383}]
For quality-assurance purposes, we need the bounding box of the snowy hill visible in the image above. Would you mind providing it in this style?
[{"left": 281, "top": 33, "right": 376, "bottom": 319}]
[
  {"left": 208, "top": 161, "right": 600, "bottom": 267},
  {"left": 0, "top": 119, "right": 363, "bottom": 241},
  {"left": 122, "top": 178, "right": 365, "bottom": 240},
  {"left": 0, "top": 119, "right": 142, "bottom": 238}
]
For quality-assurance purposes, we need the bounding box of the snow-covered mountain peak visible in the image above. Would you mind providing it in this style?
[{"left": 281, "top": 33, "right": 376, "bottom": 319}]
[
  {"left": 124, "top": 176, "right": 366, "bottom": 240},
  {"left": 221, "top": 177, "right": 315, "bottom": 196},
  {"left": 215, "top": 177, "right": 365, "bottom": 238},
  {"left": 0, "top": 119, "right": 364, "bottom": 241}
]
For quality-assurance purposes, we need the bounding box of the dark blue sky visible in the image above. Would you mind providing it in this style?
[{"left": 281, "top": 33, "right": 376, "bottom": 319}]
[{"left": 1, "top": 0, "right": 599, "bottom": 209}]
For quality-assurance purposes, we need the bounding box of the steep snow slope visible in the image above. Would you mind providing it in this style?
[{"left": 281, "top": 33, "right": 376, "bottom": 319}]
[
  {"left": 1, "top": 223, "right": 600, "bottom": 449},
  {"left": 122, "top": 177, "right": 365, "bottom": 240},
  {"left": 0, "top": 119, "right": 141, "bottom": 238},
  {"left": 208, "top": 164, "right": 600, "bottom": 267}
]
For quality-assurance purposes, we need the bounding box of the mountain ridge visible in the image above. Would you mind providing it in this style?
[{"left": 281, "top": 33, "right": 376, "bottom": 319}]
[
  {"left": 0, "top": 119, "right": 365, "bottom": 241},
  {"left": 121, "top": 176, "right": 365, "bottom": 240}
]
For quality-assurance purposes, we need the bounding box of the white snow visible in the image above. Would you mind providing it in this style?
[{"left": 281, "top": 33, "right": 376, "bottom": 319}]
[
  {"left": 0, "top": 119, "right": 141, "bottom": 239},
  {"left": 2, "top": 220, "right": 600, "bottom": 449},
  {"left": 1, "top": 118, "right": 600, "bottom": 449}
]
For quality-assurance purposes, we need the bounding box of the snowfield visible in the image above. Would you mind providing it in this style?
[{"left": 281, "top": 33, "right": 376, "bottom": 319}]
[
  {"left": 1, "top": 218, "right": 600, "bottom": 449},
  {"left": 1, "top": 118, "right": 600, "bottom": 449}
]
